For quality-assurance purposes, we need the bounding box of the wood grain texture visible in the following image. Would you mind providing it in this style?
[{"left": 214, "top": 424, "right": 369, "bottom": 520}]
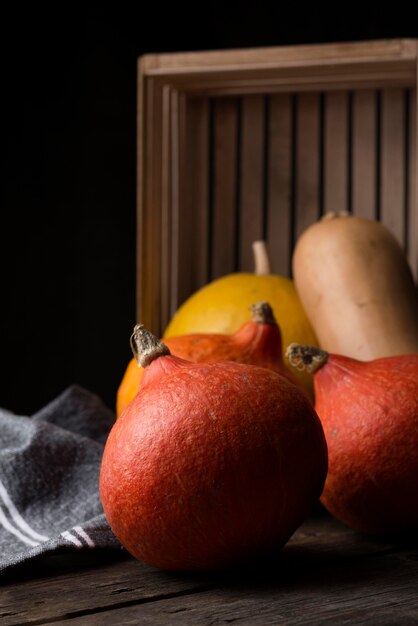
[
  {"left": 0, "top": 552, "right": 216, "bottom": 625},
  {"left": 139, "top": 77, "right": 163, "bottom": 335},
  {"left": 380, "top": 88, "right": 406, "bottom": 246},
  {"left": 186, "top": 98, "right": 210, "bottom": 291},
  {"left": 140, "top": 39, "right": 417, "bottom": 80},
  {"left": 211, "top": 98, "right": 239, "bottom": 279},
  {"left": 170, "top": 91, "right": 189, "bottom": 316},
  {"left": 136, "top": 60, "right": 146, "bottom": 324},
  {"left": 324, "top": 92, "right": 349, "bottom": 214},
  {"left": 140, "top": 40, "right": 417, "bottom": 96},
  {"left": 352, "top": 90, "right": 377, "bottom": 219},
  {"left": 266, "top": 94, "right": 292, "bottom": 276},
  {"left": 295, "top": 93, "right": 321, "bottom": 238},
  {"left": 3, "top": 513, "right": 418, "bottom": 625},
  {"left": 45, "top": 559, "right": 418, "bottom": 626},
  {"left": 160, "top": 84, "right": 173, "bottom": 330},
  {"left": 139, "top": 40, "right": 417, "bottom": 99},
  {"left": 408, "top": 88, "right": 417, "bottom": 280},
  {"left": 239, "top": 96, "right": 265, "bottom": 271},
  {"left": 137, "top": 76, "right": 153, "bottom": 330}
]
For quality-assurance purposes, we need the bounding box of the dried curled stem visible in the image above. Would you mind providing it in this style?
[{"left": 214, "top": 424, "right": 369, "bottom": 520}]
[
  {"left": 130, "top": 324, "right": 170, "bottom": 368},
  {"left": 286, "top": 343, "right": 329, "bottom": 374},
  {"left": 250, "top": 301, "right": 276, "bottom": 325}
]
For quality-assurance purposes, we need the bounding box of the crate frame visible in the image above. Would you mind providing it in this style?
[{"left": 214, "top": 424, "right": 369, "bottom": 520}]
[{"left": 137, "top": 39, "right": 418, "bottom": 335}]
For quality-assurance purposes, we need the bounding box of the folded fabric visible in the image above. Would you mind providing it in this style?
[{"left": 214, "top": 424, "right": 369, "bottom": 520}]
[{"left": 0, "top": 386, "right": 122, "bottom": 574}]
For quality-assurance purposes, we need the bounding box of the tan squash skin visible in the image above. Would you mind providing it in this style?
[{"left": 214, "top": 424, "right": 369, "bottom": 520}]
[{"left": 292, "top": 213, "right": 418, "bottom": 360}]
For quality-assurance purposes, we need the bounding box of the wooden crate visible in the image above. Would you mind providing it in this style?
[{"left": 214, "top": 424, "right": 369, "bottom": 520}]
[{"left": 137, "top": 39, "right": 418, "bottom": 335}]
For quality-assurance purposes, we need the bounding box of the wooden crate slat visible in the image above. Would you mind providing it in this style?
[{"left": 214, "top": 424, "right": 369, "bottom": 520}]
[
  {"left": 186, "top": 97, "right": 211, "bottom": 291},
  {"left": 164, "top": 73, "right": 416, "bottom": 97},
  {"left": 136, "top": 62, "right": 145, "bottom": 324},
  {"left": 141, "top": 40, "right": 417, "bottom": 73},
  {"left": 266, "top": 93, "right": 292, "bottom": 276},
  {"left": 408, "top": 88, "right": 418, "bottom": 279},
  {"left": 295, "top": 93, "right": 321, "bottom": 238},
  {"left": 168, "top": 88, "right": 180, "bottom": 320},
  {"left": 352, "top": 90, "right": 377, "bottom": 219},
  {"left": 150, "top": 81, "right": 164, "bottom": 335},
  {"left": 138, "top": 77, "right": 154, "bottom": 329},
  {"left": 211, "top": 98, "right": 239, "bottom": 279},
  {"left": 170, "top": 91, "right": 189, "bottom": 318},
  {"left": 139, "top": 77, "right": 163, "bottom": 334},
  {"left": 160, "top": 85, "right": 173, "bottom": 330},
  {"left": 141, "top": 41, "right": 418, "bottom": 96},
  {"left": 324, "top": 91, "right": 349, "bottom": 214},
  {"left": 380, "top": 88, "right": 406, "bottom": 246},
  {"left": 239, "top": 95, "right": 265, "bottom": 271}
]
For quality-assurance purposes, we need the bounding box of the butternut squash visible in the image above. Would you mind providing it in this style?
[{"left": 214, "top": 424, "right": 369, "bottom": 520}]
[{"left": 292, "top": 213, "right": 418, "bottom": 360}]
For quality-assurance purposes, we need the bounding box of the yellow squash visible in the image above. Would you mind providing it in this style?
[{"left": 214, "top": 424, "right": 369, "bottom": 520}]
[{"left": 164, "top": 242, "right": 318, "bottom": 396}]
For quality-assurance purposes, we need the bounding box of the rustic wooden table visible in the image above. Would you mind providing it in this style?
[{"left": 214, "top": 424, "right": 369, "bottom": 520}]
[{"left": 1, "top": 510, "right": 418, "bottom": 625}]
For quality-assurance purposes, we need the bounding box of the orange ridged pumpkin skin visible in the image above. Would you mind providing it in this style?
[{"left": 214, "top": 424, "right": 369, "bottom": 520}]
[
  {"left": 116, "top": 304, "right": 303, "bottom": 416},
  {"left": 101, "top": 351, "right": 327, "bottom": 571},
  {"left": 314, "top": 353, "right": 418, "bottom": 534},
  {"left": 164, "top": 272, "right": 318, "bottom": 395}
]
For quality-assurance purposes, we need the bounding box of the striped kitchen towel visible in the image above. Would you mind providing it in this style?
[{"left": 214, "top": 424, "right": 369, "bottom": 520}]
[{"left": 0, "top": 386, "right": 122, "bottom": 574}]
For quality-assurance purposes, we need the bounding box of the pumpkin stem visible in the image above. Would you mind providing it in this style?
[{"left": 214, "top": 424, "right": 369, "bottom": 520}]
[
  {"left": 252, "top": 240, "right": 271, "bottom": 275},
  {"left": 130, "top": 324, "right": 171, "bottom": 368},
  {"left": 250, "top": 301, "right": 276, "bottom": 325},
  {"left": 286, "top": 344, "right": 329, "bottom": 373}
]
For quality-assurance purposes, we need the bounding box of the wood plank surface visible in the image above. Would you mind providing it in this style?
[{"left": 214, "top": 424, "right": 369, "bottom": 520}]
[
  {"left": 295, "top": 93, "right": 321, "bottom": 237},
  {"left": 0, "top": 553, "right": 217, "bottom": 625},
  {"left": 170, "top": 90, "right": 189, "bottom": 316},
  {"left": 186, "top": 97, "right": 210, "bottom": 291},
  {"left": 211, "top": 98, "right": 239, "bottom": 279},
  {"left": 239, "top": 96, "right": 265, "bottom": 271},
  {"left": 324, "top": 91, "right": 349, "bottom": 214},
  {"left": 141, "top": 39, "right": 417, "bottom": 76},
  {"left": 408, "top": 88, "right": 417, "bottom": 280},
  {"left": 266, "top": 94, "right": 292, "bottom": 276},
  {"left": 138, "top": 77, "right": 163, "bottom": 335},
  {"left": 380, "top": 88, "right": 406, "bottom": 246},
  {"left": 44, "top": 556, "right": 418, "bottom": 626},
  {"left": 352, "top": 90, "right": 377, "bottom": 219},
  {"left": 160, "top": 84, "right": 172, "bottom": 330},
  {"left": 2, "top": 512, "right": 418, "bottom": 625},
  {"left": 138, "top": 40, "right": 416, "bottom": 99}
]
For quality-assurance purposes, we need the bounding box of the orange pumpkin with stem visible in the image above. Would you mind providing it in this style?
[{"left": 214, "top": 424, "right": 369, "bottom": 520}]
[{"left": 117, "top": 301, "right": 302, "bottom": 416}]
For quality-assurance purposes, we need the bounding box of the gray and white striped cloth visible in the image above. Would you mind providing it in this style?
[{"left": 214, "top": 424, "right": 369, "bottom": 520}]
[{"left": 0, "top": 386, "right": 122, "bottom": 574}]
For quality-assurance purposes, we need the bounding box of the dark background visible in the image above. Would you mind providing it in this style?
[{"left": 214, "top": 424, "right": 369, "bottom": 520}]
[{"left": 1, "top": 7, "right": 417, "bottom": 415}]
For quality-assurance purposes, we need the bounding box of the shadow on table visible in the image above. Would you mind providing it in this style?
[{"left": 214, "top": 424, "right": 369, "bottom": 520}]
[
  {"left": 168, "top": 508, "right": 418, "bottom": 591},
  {"left": 2, "top": 509, "right": 417, "bottom": 590}
]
